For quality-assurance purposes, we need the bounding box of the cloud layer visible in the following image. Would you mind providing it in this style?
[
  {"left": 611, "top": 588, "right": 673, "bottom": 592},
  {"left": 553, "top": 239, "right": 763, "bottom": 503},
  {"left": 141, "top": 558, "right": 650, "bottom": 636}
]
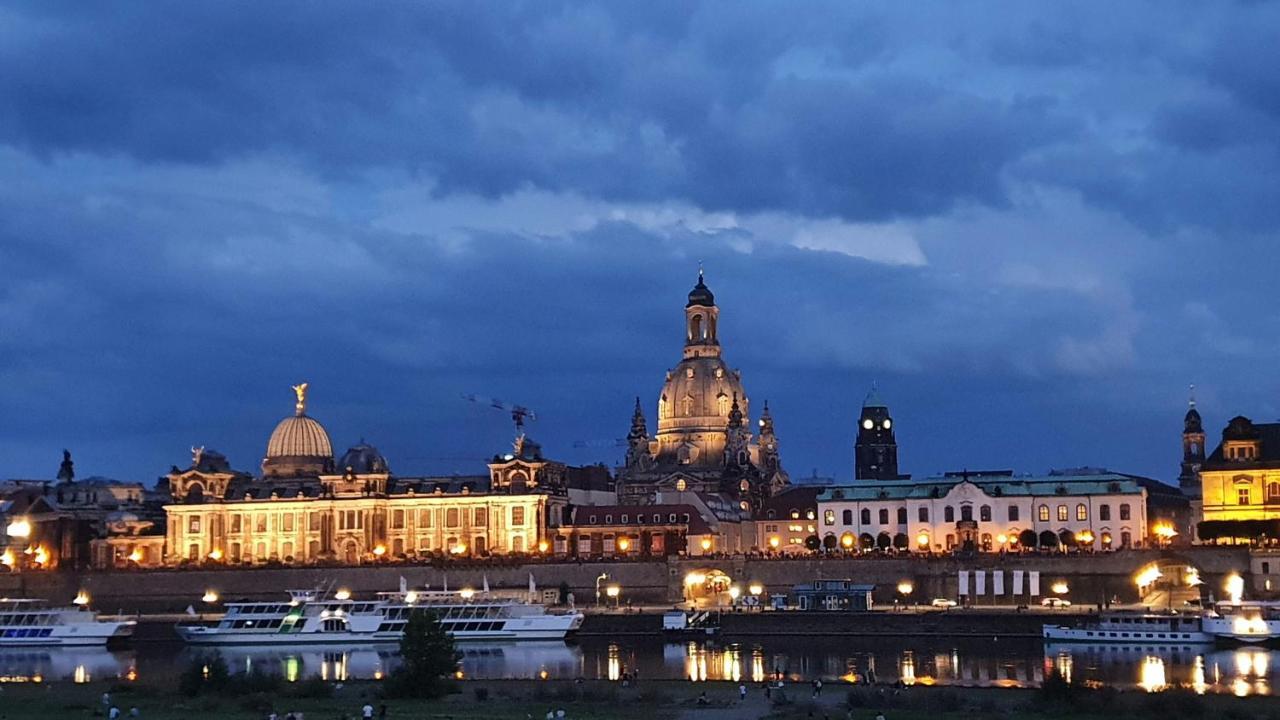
[{"left": 2, "top": 2, "right": 1279, "bottom": 483}]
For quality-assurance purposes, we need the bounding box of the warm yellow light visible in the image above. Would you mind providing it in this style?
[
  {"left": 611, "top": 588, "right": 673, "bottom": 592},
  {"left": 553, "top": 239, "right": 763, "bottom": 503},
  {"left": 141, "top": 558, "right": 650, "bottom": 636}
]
[
  {"left": 451, "top": 542, "right": 468, "bottom": 555},
  {"left": 768, "top": 536, "right": 780, "bottom": 549},
  {"left": 996, "top": 534, "right": 1008, "bottom": 545},
  {"left": 460, "top": 588, "right": 475, "bottom": 601},
  {"left": 201, "top": 590, "right": 219, "bottom": 603},
  {"left": 6, "top": 519, "right": 31, "bottom": 539},
  {"left": 404, "top": 591, "right": 418, "bottom": 604},
  {"left": 539, "top": 669, "right": 549, "bottom": 680},
  {"left": 207, "top": 548, "right": 223, "bottom": 561},
  {"left": 1186, "top": 569, "right": 1203, "bottom": 587},
  {"left": 127, "top": 548, "right": 143, "bottom": 563},
  {"left": 748, "top": 583, "right": 763, "bottom": 596},
  {"left": 1226, "top": 573, "right": 1244, "bottom": 604},
  {"left": 1153, "top": 523, "right": 1178, "bottom": 539},
  {"left": 1075, "top": 530, "right": 1094, "bottom": 545},
  {"left": 73, "top": 590, "right": 90, "bottom": 606},
  {"left": 454, "top": 670, "right": 464, "bottom": 680},
  {"left": 728, "top": 585, "right": 741, "bottom": 600},
  {"left": 32, "top": 546, "right": 48, "bottom": 565},
  {"left": 537, "top": 540, "right": 549, "bottom": 553},
  {"left": 916, "top": 532, "right": 929, "bottom": 548},
  {"left": 605, "top": 585, "right": 620, "bottom": 598},
  {"left": 685, "top": 572, "right": 706, "bottom": 587},
  {"left": 897, "top": 581, "right": 914, "bottom": 595},
  {"left": 617, "top": 537, "right": 631, "bottom": 552},
  {"left": 1135, "top": 565, "right": 1163, "bottom": 588},
  {"left": 1051, "top": 581, "right": 1069, "bottom": 595},
  {"left": 840, "top": 534, "right": 854, "bottom": 548},
  {"left": 0, "top": 550, "right": 14, "bottom": 567},
  {"left": 700, "top": 538, "right": 713, "bottom": 551},
  {"left": 334, "top": 588, "right": 351, "bottom": 601},
  {"left": 372, "top": 544, "right": 386, "bottom": 557}
]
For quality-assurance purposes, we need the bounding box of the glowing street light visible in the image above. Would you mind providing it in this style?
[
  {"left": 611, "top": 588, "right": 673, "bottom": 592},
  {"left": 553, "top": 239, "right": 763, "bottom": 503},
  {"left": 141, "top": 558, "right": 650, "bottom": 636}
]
[
  {"left": 605, "top": 585, "right": 621, "bottom": 607},
  {"left": 127, "top": 548, "right": 143, "bottom": 563},
  {"left": 1226, "top": 573, "right": 1244, "bottom": 605},
  {"left": 334, "top": 588, "right": 351, "bottom": 601},
  {"left": 748, "top": 583, "right": 764, "bottom": 597},
  {"left": 372, "top": 544, "right": 387, "bottom": 558},
  {"left": 404, "top": 590, "right": 418, "bottom": 604},
  {"left": 897, "top": 581, "right": 914, "bottom": 596},
  {"left": 32, "top": 546, "right": 48, "bottom": 566},
  {"left": 73, "top": 590, "right": 90, "bottom": 606},
  {"left": 201, "top": 590, "right": 219, "bottom": 603},
  {"left": 0, "top": 550, "right": 14, "bottom": 567},
  {"left": 1075, "top": 530, "right": 1094, "bottom": 547},
  {"left": 6, "top": 519, "right": 31, "bottom": 539},
  {"left": 617, "top": 537, "right": 631, "bottom": 553},
  {"left": 207, "top": 548, "right": 223, "bottom": 561},
  {"left": 1153, "top": 523, "right": 1178, "bottom": 547},
  {"left": 728, "top": 585, "right": 741, "bottom": 604},
  {"left": 537, "top": 540, "right": 549, "bottom": 553},
  {"left": 916, "top": 532, "right": 930, "bottom": 550},
  {"left": 460, "top": 587, "right": 476, "bottom": 601},
  {"left": 1051, "top": 581, "right": 1070, "bottom": 596},
  {"left": 700, "top": 537, "right": 713, "bottom": 552},
  {"left": 996, "top": 534, "right": 1008, "bottom": 545},
  {"left": 768, "top": 536, "right": 780, "bottom": 550},
  {"left": 840, "top": 534, "right": 855, "bottom": 549}
]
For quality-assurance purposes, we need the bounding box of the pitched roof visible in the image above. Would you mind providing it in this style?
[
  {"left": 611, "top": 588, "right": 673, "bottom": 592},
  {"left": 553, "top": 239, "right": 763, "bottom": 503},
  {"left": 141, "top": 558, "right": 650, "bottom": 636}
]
[{"left": 817, "top": 472, "right": 1146, "bottom": 503}]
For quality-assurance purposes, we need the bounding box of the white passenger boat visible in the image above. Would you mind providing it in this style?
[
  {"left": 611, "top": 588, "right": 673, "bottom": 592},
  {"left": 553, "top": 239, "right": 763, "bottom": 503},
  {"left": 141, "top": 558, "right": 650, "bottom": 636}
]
[
  {"left": 0, "top": 598, "right": 135, "bottom": 647},
  {"left": 176, "top": 589, "right": 584, "bottom": 646},
  {"left": 1043, "top": 612, "right": 1214, "bottom": 644},
  {"left": 1201, "top": 602, "right": 1280, "bottom": 644}
]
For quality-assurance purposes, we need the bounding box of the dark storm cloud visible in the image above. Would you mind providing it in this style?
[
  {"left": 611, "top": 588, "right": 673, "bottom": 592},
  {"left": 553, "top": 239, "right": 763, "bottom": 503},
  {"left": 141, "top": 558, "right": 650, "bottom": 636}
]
[{"left": 2, "top": 1, "right": 1279, "bottom": 484}]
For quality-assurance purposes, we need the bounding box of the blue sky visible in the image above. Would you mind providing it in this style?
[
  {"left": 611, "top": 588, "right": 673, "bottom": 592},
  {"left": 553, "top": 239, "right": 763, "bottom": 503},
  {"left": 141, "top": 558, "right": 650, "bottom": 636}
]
[{"left": 2, "top": 2, "right": 1279, "bottom": 485}]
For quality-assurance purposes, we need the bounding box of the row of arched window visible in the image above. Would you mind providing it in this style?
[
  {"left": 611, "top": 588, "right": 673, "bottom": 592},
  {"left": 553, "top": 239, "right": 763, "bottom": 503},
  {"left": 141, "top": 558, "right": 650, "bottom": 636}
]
[{"left": 825, "top": 501, "right": 1133, "bottom": 527}]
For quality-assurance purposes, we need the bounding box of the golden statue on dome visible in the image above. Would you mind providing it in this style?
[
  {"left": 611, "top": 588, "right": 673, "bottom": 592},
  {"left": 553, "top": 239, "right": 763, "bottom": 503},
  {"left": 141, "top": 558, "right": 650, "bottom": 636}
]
[{"left": 292, "top": 382, "right": 309, "bottom": 416}]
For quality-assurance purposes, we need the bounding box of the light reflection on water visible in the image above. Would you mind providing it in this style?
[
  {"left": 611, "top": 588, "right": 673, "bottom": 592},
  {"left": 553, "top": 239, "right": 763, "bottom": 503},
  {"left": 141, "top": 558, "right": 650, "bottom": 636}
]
[{"left": 0, "top": 638, "right": 1276, "bottom": 696}]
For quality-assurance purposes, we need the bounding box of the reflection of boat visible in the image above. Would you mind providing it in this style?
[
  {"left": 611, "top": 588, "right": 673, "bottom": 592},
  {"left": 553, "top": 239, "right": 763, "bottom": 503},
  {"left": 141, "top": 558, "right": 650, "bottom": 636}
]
[
  {"left": 0, "top": 646, "right": 134, "bottom": 683},
  {"left": 1043, "top": 612, "right": 1213, "bottom": 644},
  {"left": 1202, "top": 603, "right": 1280, "bottom": 644},
  {"left": 181, "top": 641, "right": 581, "bottom": 681},
  {"left": 0, "top": 599, "right": 135, "bottom": 647},
  {"left": 177, "top": 589, "right": 583, "bottom": 646}
]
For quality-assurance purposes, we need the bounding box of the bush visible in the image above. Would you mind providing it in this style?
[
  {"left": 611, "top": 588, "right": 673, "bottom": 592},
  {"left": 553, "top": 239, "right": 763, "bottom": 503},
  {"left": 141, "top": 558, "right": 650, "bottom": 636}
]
[
  {"left": 285, "top": 676, "right": 334, "bottom": 699},
  {"left": 1038, "top": 670, "right": 1077, "bottom": 706},
  {"left": 474, "top": 686, "right": 490, "bottom": 702},
  {"left": 384, "top": 609, "right": 460, "bottom": 699},
  {"left": 178, "top": 653, "right": 230, "bottom": 697}
]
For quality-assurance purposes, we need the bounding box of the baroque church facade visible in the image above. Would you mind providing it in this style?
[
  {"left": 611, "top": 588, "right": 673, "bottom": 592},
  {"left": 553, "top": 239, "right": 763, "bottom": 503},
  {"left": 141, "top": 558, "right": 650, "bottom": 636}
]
[{"left": 617, "top": 272, "right": 790, "bottom": 525}]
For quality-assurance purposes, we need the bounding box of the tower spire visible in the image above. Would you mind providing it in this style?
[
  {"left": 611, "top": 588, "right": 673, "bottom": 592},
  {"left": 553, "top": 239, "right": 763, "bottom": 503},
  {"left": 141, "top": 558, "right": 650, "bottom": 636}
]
[{"left": 1189, "top": 383, "right": 1196, "bottom": 408}]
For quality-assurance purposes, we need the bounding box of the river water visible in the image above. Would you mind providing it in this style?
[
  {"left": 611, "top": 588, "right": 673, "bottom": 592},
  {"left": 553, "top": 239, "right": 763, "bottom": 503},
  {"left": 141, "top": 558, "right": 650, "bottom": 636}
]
[{"left": 0, "top": 629, "right": 1274, "bottom": 696}]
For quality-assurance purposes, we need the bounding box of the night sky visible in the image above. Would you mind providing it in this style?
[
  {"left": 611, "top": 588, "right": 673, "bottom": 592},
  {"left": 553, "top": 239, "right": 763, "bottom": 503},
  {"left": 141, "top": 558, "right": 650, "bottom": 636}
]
[{"left": 2, "top": 2, "right": 1279, "bottom": 486}]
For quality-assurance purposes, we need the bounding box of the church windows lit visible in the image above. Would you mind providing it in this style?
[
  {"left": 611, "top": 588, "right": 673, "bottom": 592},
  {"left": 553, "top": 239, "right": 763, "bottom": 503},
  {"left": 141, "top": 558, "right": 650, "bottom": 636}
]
[
  {"left": 824, "top": 510, "right": 835, "bottom": 526},
  {"left": 1075, "top": 504, "right": 1087, "bottom": 521},
  {"left": 1056, "top": 505, "right": 1068, "bottom": 522},
  {"left": 1038, "top": 504, "right": 1050, "bottom": 521}
]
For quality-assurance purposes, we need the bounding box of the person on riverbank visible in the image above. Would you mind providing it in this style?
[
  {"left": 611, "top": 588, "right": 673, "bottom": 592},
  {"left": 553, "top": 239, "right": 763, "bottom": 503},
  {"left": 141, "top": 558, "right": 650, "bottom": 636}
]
[
  {"left": 361, "top": 703, "right": 373, "bottom": 720},
  {"left": 739, "top": 683, "right": 747, "bottom": 701}
]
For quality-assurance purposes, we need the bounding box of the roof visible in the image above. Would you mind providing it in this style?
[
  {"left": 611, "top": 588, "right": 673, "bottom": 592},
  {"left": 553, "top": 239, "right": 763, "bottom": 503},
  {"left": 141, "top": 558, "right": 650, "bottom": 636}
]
[
  {"left": 565, "top": 504, "right": 714, "bottom": 534},
  {"left": 1205, "top": 419, "right": 1280, "bottom": 471},
  {"left": 818, "top": 472, "right": 1147, "bottom": 503},
  {"left": 755, "top": 485, "right": 821, "bottom": 518},
  {"left": 389, "top": 476, "right": 491, "bottom": 495}
]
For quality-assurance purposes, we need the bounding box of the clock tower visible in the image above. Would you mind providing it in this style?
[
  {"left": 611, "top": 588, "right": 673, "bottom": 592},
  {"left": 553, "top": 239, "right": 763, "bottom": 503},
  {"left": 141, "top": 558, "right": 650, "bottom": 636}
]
[{"left": 854, "top": 386, "right": 903, "bottom": 481}]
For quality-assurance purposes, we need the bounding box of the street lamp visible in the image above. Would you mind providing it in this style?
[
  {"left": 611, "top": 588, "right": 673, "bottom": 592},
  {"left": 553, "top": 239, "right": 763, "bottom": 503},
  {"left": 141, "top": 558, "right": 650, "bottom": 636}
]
[
  {"left": 207, "top": 548, "right": 223, "bottom": 562},
  {"left": 728, "top": 585, "right": 741, "bottom": 606},
  {"left": 372, "top": 544, "right": 387, "bottom": 558},
  {"left": 617, "top": 537, "right": 631, "bottom": 553},
  {"left": 6, "top": 519, "right": 31, "bottom": 540},
  {"left": 596, "top": 572, "right": 609, "bottom": 606},
  {"left": 606, "top": 584, "right": 621, "bottom": 608},
  {"left": 1051, "top": 581, "right": 1069, "bottom": 596},
  {"left": 700, "top": 537, "right": 713, "bottom": 553},
  {"left": 916, "top": 532, "right": 930, "bottom": 551},
  {"left": 460, "top": 587, "right": 476, "bottom": 601},
  {"left": 334, "top": 588, "right": 351, "bottom": 601},
  {"left": 73, "top": 590, "right": 91, "bottom": 606},
  {"left": 1153, "top": 523, "right": 1178, "bottom": 548},
  {"left": 537, "top": 540, "right": 549, "bottom": 554},
  {"left": 202, "top": 589, "right": 219, "bottom": 603},
  {"left": 1075, "top": 530, "right": 1094, "bottom": 550}
]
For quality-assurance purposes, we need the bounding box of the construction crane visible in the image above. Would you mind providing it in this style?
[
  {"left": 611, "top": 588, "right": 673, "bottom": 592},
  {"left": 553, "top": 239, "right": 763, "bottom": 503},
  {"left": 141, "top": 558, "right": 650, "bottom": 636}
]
[
  {"left": 571, "top": 438, "right": 626, "bottom": 449},
  {"left": 460, "top": 393, "right": 538, "bottom": 433}
]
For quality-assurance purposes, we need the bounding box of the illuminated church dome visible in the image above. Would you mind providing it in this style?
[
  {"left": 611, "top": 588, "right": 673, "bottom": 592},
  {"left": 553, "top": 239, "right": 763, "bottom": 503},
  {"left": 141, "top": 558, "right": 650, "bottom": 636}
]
[{"left": 263, "top": 383, "right": 334, "bottom": 478}]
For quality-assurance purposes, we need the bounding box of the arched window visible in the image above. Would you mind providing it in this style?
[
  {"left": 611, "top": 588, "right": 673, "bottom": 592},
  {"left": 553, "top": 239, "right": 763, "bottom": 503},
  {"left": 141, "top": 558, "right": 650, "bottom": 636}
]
[
  {"left": 690, "top": 313, "right": 703, "bottom": 341},
  {"left": 897, "top": 507, "right": 907, "bottom": 524},
  {"left": 1076, "top": 504, "right": 1088, "bottom": 521},
  {"left": 1038, "top": 504, "right": 1050, "bottom": 522},
  {"left": 1056, "top": 505, "right": 1068, "bottom": 522},
  {"left": 1008, "top": 506, "right": 1019, "bottom": 522},
  {"left": 878, "top": 508, "right": 889, "bottom": 525},
  {"left": 1099, "top": 504, "right": 1111, "bottom": 521},
  {"left": 960, "top": 505, "right": 973, "bottom": 522},
  {"left": 944, "top": 506, "right": 955, "bottom": 523},
  {"left": 1119, "top": 503, "right": 1131, "bottom": 520},
  {"left": 860, "top": 508, "right": 871, "bottom": 525},
  {"left": 980, "top": 505, "right": 992, "bottom": 522},
  {"left": 1268, "top": 482, "right": 1280, "bottom": 502},
  {"left": 842, "top": 509, "right": 853, "bottom": 524},
  {"left": 717, "top": 393, "right": 730, "bottom": 416},
  {"left": 918, "top": 507, "right": 929, "bottom": 522},
  {"left": 823, "top": 510, "right": 835, "bottom": 526}
]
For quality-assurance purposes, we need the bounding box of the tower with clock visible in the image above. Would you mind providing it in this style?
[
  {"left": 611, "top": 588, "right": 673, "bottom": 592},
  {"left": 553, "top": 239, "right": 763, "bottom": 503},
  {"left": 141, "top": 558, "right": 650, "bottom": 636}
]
[{"left": 854, "top": 386, "right": 905, "bottom": 481}]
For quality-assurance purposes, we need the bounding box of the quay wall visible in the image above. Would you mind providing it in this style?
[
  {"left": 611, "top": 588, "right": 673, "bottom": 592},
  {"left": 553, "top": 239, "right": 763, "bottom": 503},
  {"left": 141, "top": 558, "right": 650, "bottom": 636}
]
[{"left": 0, "top": 547, "right": 1249, "bottom": 613}]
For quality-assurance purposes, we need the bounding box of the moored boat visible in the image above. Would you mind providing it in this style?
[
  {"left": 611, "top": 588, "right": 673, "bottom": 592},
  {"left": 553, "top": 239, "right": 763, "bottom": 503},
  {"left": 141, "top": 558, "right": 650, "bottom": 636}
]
[
  {"left": 0, "top": 598, "right": 135, "bottom": 647},
  {"left": 1043, "top": 611, "right": 1213, "bottom": 644},
  {"left": 1202, "top": 602, "right": 1280, "bottom": 644},
  {"left": 176, "top": 588, "right": 583, "bottom": 646}
]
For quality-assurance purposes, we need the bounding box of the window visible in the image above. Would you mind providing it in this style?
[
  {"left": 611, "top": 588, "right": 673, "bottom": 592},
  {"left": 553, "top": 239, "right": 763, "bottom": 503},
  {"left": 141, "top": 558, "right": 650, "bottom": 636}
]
[
  {"left": 283, "top": 513, "right": 295, "bottom": 532},
  {"left": 1238, "top": 488, "right": 1252, "bottom": 506},
  {"left": 843, "top": 509, "right": 853, "bottom": 524},
  {"left": 980, "top": 505, "right": 991, "bottom": 522},
  {"left": 309, "top": 512, "right": 321, "bottom": 531},
  {"left": 960, "top": 505, "right": 973, "bottom": 522},
  {"left": 1057, "top": 505, "right": 1068, "bottom": 522},
  {"left": 1121, "top": 531, "right": 1132, "bottom": 547},
  {"left": 1269, "top": 483, "right": 1280, "bottom": 502},
  {"left": 1076, "top": 504, "right": 1088, "bottom": 521},
  {"left": 256, "top": 514, "right": 267, "bottom": 533},
  {"left": 446, "top": 508, "right": 460, "bottom": 527},
  {"left": 1038, "top": 505, "right": 1050, "bottom": 522},
  {"left": 860, "top": 508, "right": 871, "bottom": 525},
  {"left": 474, "top": 508, "right": 487, "bottom": 526},
  {"left": 919, "top": 507, "right": 929, "bottom": 522},
  {"left": 188, "top": 515, "right": 201, "bottom": 534},
  {"left": 897, "top": 507, "right": 907, "bottom": 524},
  {"left": 878, "top": 508, "right": 889, "bottom": 525},
  {"left": 1008, "top": 506, "right": 1019, "bottom": 522},
  {"left": 511, "top": 506, "right": 526, "bottom": 526},
  {"left": 1099, "top": 505, "right": 1111, "bottom": 521},
  {"left": 824, "top": 510, "right": 835, "bottom": 526},
  {"left": 420, "top": 509, "right": 433, "bottom": 527},
  {"left": 1119, "top": 503, "right": 1131, "bottom": 520},
  {"left": 230, "top": 514, "right": 242, "bottom": 533},
  {"left": 391, "top": 509, "right": 405, "bottom": 529},
  {"left": 944, "top": 506, "right": 955, "bottom": 523}
]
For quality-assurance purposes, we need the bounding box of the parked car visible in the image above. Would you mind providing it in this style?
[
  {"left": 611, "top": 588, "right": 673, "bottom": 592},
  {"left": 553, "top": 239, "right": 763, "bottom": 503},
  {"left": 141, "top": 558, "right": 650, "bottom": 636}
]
[
  {"left": 930, "top": 598, "right": 958, "bottom": 608},
  {"left": 1040, "top": 597, "right": 1072, "bottom": 608}
]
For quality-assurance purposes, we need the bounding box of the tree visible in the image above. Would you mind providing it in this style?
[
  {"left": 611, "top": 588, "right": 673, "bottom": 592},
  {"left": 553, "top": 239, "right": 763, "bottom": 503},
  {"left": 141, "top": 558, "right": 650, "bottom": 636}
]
[
  {"left": 1018, "top": 529, "right": 1038, "bottom": 549},
  {"left": 804, "top": 535, "right": 821, "bottom": 551},
  {"left": 386, "top": 609, "right": 460, "bottom": 698}
]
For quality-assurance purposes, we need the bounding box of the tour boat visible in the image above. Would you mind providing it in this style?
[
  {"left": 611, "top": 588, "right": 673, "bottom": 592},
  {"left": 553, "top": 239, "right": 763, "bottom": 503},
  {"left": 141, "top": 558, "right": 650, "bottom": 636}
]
[
  {"left": 0, "top": 598, "right": 136, "bottom": 647},
  {"left": 1043, "top": 612, "right": 1214, "bottom": 645},
  {"left": 176, "top": 589, "right": 584, "bottom": 646},
  {"left": 1201, "top": 602, "right": 1280, "bottom": 644}
]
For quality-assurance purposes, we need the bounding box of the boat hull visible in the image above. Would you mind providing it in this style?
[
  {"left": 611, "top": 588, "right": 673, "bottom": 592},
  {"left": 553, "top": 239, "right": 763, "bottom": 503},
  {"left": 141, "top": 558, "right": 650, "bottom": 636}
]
[
  {"left": 1043, "top": 625, "right": 1214, "bottom": 644},
  {"left": 177, "top": 615, "right": 581, "bottom": 646},
  {"left": 0, "top": 620, "right": 135, "bottom": 648}
]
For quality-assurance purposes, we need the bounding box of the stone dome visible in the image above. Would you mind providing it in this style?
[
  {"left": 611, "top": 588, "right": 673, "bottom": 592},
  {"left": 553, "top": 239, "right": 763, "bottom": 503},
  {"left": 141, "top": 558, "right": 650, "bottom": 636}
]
[
  {"left": 654, "top": 355, "right": 748, "bottom": 466},
  {"left": 262, "top": 383, "right": 334, "bottom": 477},
  {"left": 267, "top": 414, "right": 334, "bottom": 459},
  {"left": 338, "top": 442, "right": 389, "bottom": 474}
]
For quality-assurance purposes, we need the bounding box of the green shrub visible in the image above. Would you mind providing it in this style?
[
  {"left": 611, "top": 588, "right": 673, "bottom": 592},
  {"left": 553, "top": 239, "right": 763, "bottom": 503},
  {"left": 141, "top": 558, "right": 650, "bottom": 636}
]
[{"left": 286, "top": 675, "right": 334, "bottom": 699}]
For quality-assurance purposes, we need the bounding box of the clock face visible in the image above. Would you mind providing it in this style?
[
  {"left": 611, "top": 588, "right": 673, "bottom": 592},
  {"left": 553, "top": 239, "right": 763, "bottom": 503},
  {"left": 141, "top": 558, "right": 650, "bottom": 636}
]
[
  {"left": 862, "top": 419, "right": 874, "bottom": 430},
  {"left": 882, "top": 419, "right": 892, "bottom": 430}
]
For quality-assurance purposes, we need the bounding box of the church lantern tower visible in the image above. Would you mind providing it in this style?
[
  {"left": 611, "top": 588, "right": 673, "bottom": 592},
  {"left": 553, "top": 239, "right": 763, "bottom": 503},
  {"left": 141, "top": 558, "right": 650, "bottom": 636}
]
[
  {"left": 854, "top": 386, "right": 901, "bottom": 481},
  {"left": 1179, "top": 386, "right": 1205, "bottom": 498}
]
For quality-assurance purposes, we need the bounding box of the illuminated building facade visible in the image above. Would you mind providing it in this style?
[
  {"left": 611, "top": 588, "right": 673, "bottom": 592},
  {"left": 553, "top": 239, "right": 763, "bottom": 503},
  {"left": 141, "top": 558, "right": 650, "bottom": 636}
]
[
  {"left": 143, "top": 386, "right": 591, "bottom": 568},
  {"left": 1198, "top": 415, "right": 1280, "bottom": 529},
  {"left": 818, "top": 471, "right": 1150, "bottom": 553},
  {"left": 617, "top": 271, "right": 789, "bottom": 526}
]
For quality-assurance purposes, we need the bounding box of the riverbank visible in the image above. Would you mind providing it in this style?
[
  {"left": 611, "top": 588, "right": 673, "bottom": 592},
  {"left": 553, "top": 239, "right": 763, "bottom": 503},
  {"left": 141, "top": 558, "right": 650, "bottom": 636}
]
[{"left": 2, "top": 678, "right": 1278, "bottom": 720}]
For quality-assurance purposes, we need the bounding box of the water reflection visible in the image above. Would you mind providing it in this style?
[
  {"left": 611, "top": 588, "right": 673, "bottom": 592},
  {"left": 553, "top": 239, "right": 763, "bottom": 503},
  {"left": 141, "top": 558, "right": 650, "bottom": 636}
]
[{"left": 1, "top": 636, "right": 1278, "bottom": 696}]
